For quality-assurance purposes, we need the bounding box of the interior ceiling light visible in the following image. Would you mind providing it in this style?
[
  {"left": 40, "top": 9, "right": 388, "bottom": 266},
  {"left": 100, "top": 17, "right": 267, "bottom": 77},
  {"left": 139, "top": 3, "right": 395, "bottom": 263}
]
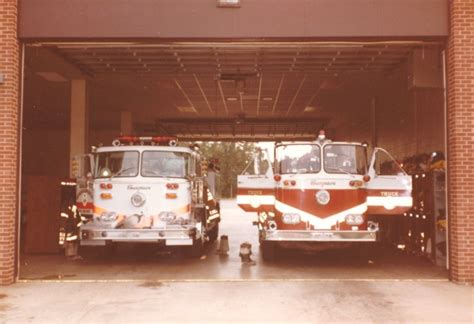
[
  {"left": 227, "top": 97, "right": 239, "bottom": 102},
  {"left": 217, "top": 0, "right": 241, "bottom": 8},
  {"left": 263, "top": 97, "right": 273, "bottom": 101},
  {"left": 304, "top": 106, "right": 318, "bottom": 112}
]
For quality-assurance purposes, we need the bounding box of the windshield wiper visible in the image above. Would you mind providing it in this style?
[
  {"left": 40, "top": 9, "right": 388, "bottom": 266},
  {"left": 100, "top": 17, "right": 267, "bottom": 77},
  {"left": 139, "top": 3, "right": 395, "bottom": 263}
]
[
  {"left": 110, "top": 167, "right": 137, "bottom": 178},
  {"left": 325, "top": 167, "right": 356, "bottom": 178}
]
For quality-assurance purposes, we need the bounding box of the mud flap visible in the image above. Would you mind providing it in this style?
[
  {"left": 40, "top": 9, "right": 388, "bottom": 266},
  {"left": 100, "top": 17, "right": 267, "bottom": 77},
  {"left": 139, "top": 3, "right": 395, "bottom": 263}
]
[
  {"left": 260, "top": 240, "right": 278, "bottom": 261},
  {"left": 187, "top": 238, "right": 204, "bottom": 258}
]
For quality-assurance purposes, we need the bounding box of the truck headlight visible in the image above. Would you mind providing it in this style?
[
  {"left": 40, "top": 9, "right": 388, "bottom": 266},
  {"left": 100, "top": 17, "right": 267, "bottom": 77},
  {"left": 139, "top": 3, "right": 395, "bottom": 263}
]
[
  {"left": 99, "top": 212, "right": 117, "bottom": 222},
  {"left": 159, "top": 211, "right": 177, "bottom": 223},
  {"left": 131, "top": 192, "right": 146, "bottom": 207},
  {"left": 345, "top": 214, "right": 364, "bottom": 225},
  {"left": 282, "top": 213, "right": 301, "bottom": 224}
]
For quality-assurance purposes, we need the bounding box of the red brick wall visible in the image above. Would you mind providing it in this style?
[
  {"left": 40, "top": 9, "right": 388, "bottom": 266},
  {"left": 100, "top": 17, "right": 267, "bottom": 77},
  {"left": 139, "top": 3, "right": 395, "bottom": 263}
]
[
  {"left": 447, "top": 0, "right": 474, "bottom": 283},
  {"left": 0, "top": 0, "right": 20, "bottom": 285}
]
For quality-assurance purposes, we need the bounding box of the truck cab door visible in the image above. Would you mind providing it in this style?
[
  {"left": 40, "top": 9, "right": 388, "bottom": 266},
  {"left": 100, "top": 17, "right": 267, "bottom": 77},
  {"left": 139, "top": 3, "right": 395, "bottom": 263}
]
[
  {"left": 366, "top": 148, "right": 413, "bottom": 215},
  {"left": 72, "top": 154, "right": 95, "bottom": 218},
  {"left": 237, "top": 149, "right": 275, "bottom": 212}
]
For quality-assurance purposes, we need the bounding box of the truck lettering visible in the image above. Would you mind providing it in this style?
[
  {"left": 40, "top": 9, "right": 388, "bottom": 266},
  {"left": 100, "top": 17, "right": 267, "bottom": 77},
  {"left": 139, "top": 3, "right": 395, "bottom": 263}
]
[
  {"left": 381, "top": 191, "right": 400, "bottom": 197},
  {"left": 309, "top": 180, "right": 336, "bottom": 186},
  {"left": 127, "top": 185, "right": 151, "bottom": 190}
]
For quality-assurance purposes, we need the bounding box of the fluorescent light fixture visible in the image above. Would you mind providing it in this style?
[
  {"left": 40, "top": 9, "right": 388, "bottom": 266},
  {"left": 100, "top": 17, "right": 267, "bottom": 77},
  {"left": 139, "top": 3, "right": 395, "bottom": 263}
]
[
  {"left": 304, "top": 106, "right": 316, "bottom": 112},
  {"left": 217, "top": 0, "right": 241, "bottom": 8},
  {"left": 262, "top": 97, "right": 273, "bottom": 101},
  {"left": 226, "top": 97, "right": 239, "bottom": 101}
]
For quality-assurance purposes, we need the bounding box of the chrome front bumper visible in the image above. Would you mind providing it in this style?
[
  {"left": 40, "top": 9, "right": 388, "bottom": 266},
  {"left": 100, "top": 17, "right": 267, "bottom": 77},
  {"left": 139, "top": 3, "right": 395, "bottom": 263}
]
[
  {"left": 80, "top": 227, "right": 196, "bottom": 246},
  {"left": 264, "top": 229, "right": 378, "bottom": 242}
]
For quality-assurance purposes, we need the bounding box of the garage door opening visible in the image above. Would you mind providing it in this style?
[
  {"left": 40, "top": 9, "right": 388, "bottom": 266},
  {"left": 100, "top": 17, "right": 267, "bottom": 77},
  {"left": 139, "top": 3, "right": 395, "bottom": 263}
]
[{"left": 19, "top": 41, "right": 448, "bottom": 281}]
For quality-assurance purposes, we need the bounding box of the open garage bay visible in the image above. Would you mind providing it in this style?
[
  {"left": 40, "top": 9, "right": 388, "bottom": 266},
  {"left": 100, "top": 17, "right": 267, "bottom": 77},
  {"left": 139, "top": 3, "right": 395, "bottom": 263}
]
[{"left": 19, "top": 40, "right": 448, "bottom": 282}]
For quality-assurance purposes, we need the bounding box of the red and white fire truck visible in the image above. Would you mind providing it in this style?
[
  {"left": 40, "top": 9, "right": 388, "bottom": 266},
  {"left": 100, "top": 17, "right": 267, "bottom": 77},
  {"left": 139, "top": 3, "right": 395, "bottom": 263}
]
[
  {"left": 237, "top": 131, "right": 412, "bottom": 260},
  {"left": 74, "top": 136, "right": 220, "bottom": 257}
]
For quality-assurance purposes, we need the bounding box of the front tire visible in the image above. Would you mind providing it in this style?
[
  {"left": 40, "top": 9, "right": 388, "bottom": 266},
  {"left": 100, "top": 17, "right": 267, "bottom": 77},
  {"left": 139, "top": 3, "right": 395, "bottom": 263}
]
[
  {"left": 78, "top": 245, "right": 103, "bottom": 259},
  {"left": 187, "top": 237, "right": 204, "bottom": 258},
  {"left": 78, "top": 242, "right": 117, "bottom": 260}
]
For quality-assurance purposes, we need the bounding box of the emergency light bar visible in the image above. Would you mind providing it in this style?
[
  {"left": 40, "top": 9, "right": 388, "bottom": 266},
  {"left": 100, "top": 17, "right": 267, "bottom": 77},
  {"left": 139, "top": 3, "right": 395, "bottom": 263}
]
[
  {"left": 112, "top": 136, "right": 178, "bottom": 147},
  {"left": 318, "top": 130, "right": 326, "bottom": 140}
]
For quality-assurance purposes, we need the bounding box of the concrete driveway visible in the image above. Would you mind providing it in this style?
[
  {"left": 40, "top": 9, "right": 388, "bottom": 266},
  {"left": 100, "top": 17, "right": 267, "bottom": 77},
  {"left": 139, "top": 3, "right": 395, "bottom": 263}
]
[{"left": 1, "top": 280, "right": 472, "bottom": 322}]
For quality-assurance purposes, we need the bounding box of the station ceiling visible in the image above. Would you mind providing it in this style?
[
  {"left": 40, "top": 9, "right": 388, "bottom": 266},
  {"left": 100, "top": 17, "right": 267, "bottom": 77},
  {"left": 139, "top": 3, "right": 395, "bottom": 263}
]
[{"left": 25, "top": 41, "right": 442, "bottom": 140}]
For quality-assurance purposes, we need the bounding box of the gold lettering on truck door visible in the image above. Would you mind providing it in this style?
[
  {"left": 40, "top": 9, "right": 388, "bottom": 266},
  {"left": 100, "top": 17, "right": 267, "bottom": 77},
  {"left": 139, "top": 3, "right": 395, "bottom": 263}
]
[{"left": 380, "top": 191, "right": 400, "bottom": 197}]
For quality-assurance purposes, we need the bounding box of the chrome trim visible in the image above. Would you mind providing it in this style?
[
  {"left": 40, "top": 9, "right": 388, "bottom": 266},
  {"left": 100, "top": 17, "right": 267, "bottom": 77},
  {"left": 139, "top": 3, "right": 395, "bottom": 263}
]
[
  {"left": 80, "top": 227, "right": 195, "bottom": 246},
  {"left": 264, "top": 229, "right": 378, "bottom": 242}
]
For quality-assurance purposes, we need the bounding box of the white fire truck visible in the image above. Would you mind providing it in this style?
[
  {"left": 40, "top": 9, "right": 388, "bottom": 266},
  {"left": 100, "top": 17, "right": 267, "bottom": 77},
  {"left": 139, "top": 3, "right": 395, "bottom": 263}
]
[
  {"left": 237, "top": 131, "right": 413, "bottom": 260},
  {"left": 74, "top": 136, "right": 220, "bottom": 257}
]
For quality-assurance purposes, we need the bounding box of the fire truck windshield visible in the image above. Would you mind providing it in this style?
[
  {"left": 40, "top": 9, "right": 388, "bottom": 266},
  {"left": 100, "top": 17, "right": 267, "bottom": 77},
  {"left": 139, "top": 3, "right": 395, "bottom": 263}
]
[
  {"left": 95, "top": 151, "right": 139, "bottom": 178},
  {"left": 323, "top": 144, "right": 367, "bottom": 175},
  {"left": 276, "top": 144, "right": 321, "bottom": 174},
  {"left": 141, "top": 151, "right": 190, "bottom": 178}
]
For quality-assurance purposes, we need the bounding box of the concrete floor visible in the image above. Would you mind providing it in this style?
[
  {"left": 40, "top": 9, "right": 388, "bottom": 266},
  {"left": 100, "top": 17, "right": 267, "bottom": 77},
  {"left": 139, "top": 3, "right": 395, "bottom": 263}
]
[
  {"left": 2, "top": 200, "right": 470, "bottom": 322},
  {"left": 19, "top": 199, "right": 448, "bottom": 281}
]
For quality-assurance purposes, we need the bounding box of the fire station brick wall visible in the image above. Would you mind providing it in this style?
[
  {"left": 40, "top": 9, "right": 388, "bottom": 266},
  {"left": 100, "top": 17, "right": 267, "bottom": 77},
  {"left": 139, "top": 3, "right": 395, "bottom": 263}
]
[
  {"left": 447, "top": 0, "right": 474, "bottom": 283},
  {"left": 0, "top": 0, "right": 20, "bottom": 285}
]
